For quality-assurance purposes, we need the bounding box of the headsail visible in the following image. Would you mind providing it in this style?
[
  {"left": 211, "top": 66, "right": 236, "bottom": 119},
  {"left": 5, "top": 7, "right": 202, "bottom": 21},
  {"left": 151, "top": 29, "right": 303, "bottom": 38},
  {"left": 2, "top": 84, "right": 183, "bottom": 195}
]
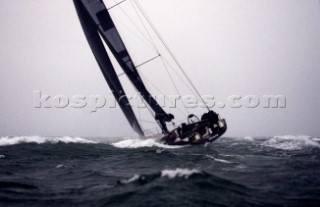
[{"left": 74, "top": 0, "right": 144, "bottom": 136}]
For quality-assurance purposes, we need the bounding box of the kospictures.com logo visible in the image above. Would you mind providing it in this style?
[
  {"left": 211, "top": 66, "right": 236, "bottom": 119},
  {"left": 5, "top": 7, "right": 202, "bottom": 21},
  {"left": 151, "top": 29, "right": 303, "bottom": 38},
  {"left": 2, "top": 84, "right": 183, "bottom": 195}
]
[{"left": 33, "top": 91, "right": 286, "bottom": 112}]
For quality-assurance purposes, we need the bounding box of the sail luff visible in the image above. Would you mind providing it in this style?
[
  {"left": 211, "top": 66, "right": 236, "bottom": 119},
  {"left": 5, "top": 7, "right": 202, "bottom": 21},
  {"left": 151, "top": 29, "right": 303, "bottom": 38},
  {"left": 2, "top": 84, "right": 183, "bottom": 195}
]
[{"left": 74, "top": 0, "right": 144, "bottom": 136}]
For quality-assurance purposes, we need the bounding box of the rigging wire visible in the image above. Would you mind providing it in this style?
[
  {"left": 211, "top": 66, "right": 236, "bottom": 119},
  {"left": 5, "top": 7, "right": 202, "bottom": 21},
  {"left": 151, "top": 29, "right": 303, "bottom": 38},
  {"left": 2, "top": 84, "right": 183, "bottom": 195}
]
[
  {"left": 133, "top": 0, "right": 210, "bottom": 111},
  {"left": 105, "top": 0, "right": 198, "bottom": 134},
  {"left": 130, "top": 0, "right": 190, "bottom": 115},
  {"left": 136, "top": 54, "right": 161, "bottom": 68},
  {"left": 109, "top": 0, "right": 205, "bottom": 123},
  {"left": 134, "top": 86, "right": 159, "bottom": 129},
  {"left": 107, "top": 0, "right": 128, "bottom": 10},
  {"left": 110, "top": 0, "right": 159, "bottom": 53},
  {"left": 161, "top": 57, "right": 200, "bottom": 100},
  {"left": 110, "top": 0, "right": 162, "bottom": 131},
  {"left": 160, "top": 57, "right": 190, "bottom": 115},
  {"left": 130, "top": 0, "right": 159, "bottom": 52},
  {"left": 117, "top": 54, "right": 161, "bottom": 77},
  {"left": 140, "top": 73, "right": 188, "bottom": 117}
]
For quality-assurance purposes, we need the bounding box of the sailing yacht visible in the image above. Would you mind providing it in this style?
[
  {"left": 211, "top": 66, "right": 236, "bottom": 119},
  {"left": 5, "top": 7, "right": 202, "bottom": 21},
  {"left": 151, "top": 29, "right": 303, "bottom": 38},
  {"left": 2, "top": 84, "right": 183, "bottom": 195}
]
[{"left": 73, "top": 0, "right": 227, "bottom": 145}]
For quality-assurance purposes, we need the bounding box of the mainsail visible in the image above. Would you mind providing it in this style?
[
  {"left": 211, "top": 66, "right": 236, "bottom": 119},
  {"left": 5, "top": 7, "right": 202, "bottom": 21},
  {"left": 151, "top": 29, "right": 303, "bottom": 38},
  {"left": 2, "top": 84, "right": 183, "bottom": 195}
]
[{"left": 74, "top": 0, "right": 173, "bottom": 135}]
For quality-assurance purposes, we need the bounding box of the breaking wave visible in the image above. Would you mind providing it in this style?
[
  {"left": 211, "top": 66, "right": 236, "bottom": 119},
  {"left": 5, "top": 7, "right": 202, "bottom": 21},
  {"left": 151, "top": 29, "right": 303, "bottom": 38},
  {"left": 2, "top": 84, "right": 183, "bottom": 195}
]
[
  {"left": 0, "top": 136, "right": 97, "bottom": 146},
  {"left": 161, "top": 168, "right": 201, "bottom": 179},
  {"left": 262, "top": 135, "right": 320, "bottom": 150},
  {"left": 111, "top": 138, "right": 183, "bottom": 149},
  {"left": 120, "top": 174, "right": 141, "bottom": 184},
  {"left": 1, "top": 135, "right": 319, "bottom": 151},
  {"left": 120, "top": 168, "right": 202, "bottom": 184},
  {"left": 224, "top": 135, "right": 320, "bottom": 150}
]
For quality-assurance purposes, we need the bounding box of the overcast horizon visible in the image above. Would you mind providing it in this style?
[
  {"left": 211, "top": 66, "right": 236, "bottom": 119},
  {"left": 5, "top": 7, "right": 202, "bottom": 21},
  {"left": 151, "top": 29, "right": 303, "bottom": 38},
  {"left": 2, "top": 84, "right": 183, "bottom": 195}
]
[{"left": 1, "top": 0, "right": 320, "bottom": 138}]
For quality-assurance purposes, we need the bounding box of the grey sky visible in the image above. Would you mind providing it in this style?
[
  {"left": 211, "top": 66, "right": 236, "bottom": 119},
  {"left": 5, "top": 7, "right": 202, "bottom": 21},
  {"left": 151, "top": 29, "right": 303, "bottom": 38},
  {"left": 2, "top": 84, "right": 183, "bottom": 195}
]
[{"left": 0, "top": 0, "right": 319, "bottom": 138}]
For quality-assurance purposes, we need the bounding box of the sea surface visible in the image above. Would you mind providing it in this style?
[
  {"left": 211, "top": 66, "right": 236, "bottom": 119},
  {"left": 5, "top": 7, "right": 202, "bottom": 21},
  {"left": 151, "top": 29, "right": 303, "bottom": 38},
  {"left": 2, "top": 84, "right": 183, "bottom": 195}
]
[{"left": 0, "top": 135, "right": 319, "bottom": 207}]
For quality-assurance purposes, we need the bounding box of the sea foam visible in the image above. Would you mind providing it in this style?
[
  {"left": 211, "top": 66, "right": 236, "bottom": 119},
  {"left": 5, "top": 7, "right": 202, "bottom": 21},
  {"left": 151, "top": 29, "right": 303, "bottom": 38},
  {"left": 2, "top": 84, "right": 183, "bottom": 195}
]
[
  {"left": 120, "top": 168, "right": 201, "bottom": 184},
  {"left": 0, "top": 136, "right": 97, "bottom": 146},
  {"left": 111, "top": 138, "right": 183, "bottom": 149},
  {"left": 161, "top": 168, "right": 201, "bottom": 179},
  {"left": 262, "top": 135, "right": 320, "bottom": 150},
  {"left": 120, "top": 174, "right": 141, "bottom": 184}
]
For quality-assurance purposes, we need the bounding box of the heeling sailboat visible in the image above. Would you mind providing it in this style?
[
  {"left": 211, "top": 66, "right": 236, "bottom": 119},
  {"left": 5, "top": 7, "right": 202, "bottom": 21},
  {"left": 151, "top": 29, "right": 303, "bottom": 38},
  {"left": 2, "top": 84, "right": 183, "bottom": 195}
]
[{"left": 73, "top": 0, "right": 227, "bottom": 145}]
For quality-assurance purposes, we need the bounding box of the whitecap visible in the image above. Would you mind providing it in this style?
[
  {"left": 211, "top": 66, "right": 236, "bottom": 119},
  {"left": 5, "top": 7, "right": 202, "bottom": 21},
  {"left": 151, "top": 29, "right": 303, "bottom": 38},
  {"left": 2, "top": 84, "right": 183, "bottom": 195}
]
[
  {"left": 121, "top": 174, "right": 140, "bottom": 184},
  {"left": 156, "top": 149, "right": 165, "bottom": 154},
  {"left": 161, "top": 168, "right": 201, "bottom": 179},
  {"left": 243, "top": 136, "right": 254, "bottom": 141},
  {"left": 0, "top": 136, "right": 97, "bottom": 146},
  {"left": 262, "top": 135, "right": 320, "bottom": 150},
  {"left": 56, "top": 164, "right": 64, "bottom": 169},
  {"left": 111, "top": 138, "right": 183, "bottom": 149}
]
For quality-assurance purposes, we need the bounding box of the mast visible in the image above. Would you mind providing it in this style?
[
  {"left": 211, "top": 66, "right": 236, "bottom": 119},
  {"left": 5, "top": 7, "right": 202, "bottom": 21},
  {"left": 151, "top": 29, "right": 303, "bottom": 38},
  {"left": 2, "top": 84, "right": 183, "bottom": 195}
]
[{"left": 73, "top": 0, "right": 174, "bottom": 134}]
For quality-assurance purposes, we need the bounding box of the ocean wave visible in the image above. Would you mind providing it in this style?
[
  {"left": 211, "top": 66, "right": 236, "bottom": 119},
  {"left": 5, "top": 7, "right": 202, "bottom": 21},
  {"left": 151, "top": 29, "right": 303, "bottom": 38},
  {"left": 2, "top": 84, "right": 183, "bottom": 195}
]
[
  {"left": 262, "top": 135, "right": 320, "bottom": 150},
  {"left": 205, "top": 155, "right": 233, "bottom": 163},
  {"left": 0, "top": 181, "right": 37, "bottom": 189},
  {"left": 161, "top": 168, "right": 201, "bottom": 179},
  {"left": 0, "top": 136, "right": 97, "bottom": 146},
  {"left": 224, "top": 136, "right": 255, "bottom": 141},
  {"left": 224, "top": 135, "right": 320, "bottom": 150},
  {"left": 111, "top": 138, "right": 183, "bottom": 149},
  {"left": 120, "top": 168, "right": 202, "bottom": 185},
  {"left": 120, "top": 174, "right": 141, "bottom": 184}
]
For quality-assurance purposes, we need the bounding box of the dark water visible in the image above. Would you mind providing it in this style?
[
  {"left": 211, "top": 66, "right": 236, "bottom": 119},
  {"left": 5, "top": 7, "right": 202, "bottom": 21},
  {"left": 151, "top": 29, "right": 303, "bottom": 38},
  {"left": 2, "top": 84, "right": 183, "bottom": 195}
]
[{"left": 0, "top": 135, "right": 319, "bottom": 207}]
